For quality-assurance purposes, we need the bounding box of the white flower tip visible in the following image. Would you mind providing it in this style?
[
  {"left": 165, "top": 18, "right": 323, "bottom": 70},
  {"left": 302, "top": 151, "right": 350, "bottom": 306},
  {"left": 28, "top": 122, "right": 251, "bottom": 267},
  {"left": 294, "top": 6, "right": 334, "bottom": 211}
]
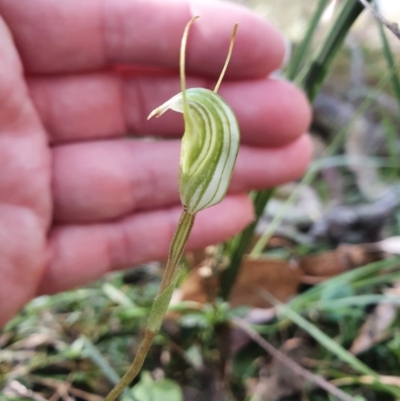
[
  {"left": 147, "top": 108, "right": 160, "bottom": 120},
  {"left": 148, "top": 100, "right": 176, "bottom": 120}
]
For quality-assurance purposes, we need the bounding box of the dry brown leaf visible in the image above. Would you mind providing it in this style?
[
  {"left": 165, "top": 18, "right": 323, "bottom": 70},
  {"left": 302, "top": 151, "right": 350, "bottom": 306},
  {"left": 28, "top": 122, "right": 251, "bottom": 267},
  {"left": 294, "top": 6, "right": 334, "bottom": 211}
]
[
  {"left": 174, "top": 241, "right": 383, "bottom": 313},
  {"left": 175, "top": 257, "right": 302, "bottom": 309},
  {"left": 299, "top": 244, "right": 378, "bottom": 278},
  {"left": 349, "top": 303, "right": 394, "bottom": 355},
  {"left": 229, "top": 257, "right": 302, "bottom": 308},
  {"left": 174, "top": 265, "right": 219, "bottom": 307},
  {"left": 349, "top": 283, "right": 400, "bottom": 355}
]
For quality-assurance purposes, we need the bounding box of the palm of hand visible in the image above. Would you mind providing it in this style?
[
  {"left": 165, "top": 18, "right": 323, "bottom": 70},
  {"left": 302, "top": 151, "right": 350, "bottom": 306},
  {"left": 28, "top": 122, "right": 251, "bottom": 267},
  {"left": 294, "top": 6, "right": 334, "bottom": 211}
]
[{"left": 0, "top": 0, "right": 311, "bottom": 326}]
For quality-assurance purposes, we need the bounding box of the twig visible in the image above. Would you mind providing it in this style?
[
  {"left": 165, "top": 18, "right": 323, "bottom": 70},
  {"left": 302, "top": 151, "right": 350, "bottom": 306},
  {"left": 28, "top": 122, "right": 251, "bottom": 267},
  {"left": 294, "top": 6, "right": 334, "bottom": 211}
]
[
  {"left": 357, "top": 0, "right": 400, "bottom": 40},
  {"left": 31, "top": 376, "right": 104, "bottom": 401},
  {"left": 48, "top": 374, "right": 74, "bottom": 401},
  {"left": 4, "top": 380, "right": 48, "bottom": 401},
  {"left": 234, "top": 318, "right": 356, "bottom": 401}
]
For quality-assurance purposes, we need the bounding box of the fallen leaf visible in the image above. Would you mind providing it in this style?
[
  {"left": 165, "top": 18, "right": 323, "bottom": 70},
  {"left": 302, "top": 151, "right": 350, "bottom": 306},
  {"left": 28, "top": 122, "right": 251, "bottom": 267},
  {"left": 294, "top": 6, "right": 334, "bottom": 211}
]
[
  {"left": 229, "top": 257, "right": 302, "bottom": 308},
  {"left": 300, "top": 244, "right": 378, "bottom": 278},
  {"left": 349, "top": 283, "right": 400, "bottom": 355},
  {"left": 175, "top": 257, "right": 302, "bottom": 310}
]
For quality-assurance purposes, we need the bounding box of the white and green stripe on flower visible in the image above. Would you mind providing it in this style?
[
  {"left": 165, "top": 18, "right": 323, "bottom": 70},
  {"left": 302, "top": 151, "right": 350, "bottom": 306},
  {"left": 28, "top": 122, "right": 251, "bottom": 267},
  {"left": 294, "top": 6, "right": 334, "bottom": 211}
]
[{"left": 148, "top": 87, "right": 240, "bottom": 214}]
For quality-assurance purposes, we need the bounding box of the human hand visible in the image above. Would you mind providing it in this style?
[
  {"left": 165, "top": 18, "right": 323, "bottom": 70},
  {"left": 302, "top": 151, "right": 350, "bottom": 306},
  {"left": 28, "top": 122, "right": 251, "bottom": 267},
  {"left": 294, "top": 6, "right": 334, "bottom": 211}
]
[{"left": 0, "top": 0, "right": 311, "bottom": 326}]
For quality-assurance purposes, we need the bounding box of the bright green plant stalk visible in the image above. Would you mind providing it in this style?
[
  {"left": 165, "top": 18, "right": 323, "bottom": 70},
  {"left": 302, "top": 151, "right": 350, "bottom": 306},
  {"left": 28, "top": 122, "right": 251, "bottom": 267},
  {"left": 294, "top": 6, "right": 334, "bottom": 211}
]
[
  {"left": 376, "top": 3, "right": 400, "bottom": 110},
  {"left": 104, "top": 17, "right": 240, "bottom": 401},
  {"left": 297, "top": 0, "right": 372, "bottom": 101},
  {"left": 285, "top": 0, "right": 330, "bottom": 81}
]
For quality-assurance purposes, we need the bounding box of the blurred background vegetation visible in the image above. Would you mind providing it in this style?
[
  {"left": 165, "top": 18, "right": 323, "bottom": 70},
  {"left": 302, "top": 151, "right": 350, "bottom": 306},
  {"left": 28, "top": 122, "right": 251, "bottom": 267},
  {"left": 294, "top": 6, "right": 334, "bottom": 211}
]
[{"left": 2, "top": 1, "right": 400, "bottom": 400}]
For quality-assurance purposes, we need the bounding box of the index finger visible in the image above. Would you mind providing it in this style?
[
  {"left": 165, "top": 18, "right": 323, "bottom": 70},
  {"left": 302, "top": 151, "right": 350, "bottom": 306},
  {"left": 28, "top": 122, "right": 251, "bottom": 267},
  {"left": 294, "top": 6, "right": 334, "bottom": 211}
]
[{"left": 0, "top": 0, "right": 286, "bottom": 78}]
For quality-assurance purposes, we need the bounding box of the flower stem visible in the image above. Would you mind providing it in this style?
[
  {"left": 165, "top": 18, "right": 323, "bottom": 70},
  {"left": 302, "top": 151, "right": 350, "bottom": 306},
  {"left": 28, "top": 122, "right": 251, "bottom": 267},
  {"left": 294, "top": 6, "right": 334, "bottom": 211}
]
[
  {"left": 160, "top": 210, "right": 195, "bottom": 292},
  {"left": 104, "top": 210, "right": 195, "bottom": 401}
]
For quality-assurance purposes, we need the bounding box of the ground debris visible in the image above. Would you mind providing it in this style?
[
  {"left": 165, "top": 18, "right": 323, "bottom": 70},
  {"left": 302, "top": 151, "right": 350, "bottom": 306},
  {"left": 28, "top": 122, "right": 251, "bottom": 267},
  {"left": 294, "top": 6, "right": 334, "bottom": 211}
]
[{"left": 350, "top": 282, "right": 400, "bottom": 354}]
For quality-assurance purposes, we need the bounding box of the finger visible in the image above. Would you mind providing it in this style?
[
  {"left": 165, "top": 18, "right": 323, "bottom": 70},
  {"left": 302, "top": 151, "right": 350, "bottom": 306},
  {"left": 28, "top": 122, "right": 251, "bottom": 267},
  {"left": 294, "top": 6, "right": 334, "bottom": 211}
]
[
  {"left": 39, "top": 194, "right": 253, "bottom": 294},
  {"left": 0, "top": 22, "right": 50, "bottom": 217},
  {"left": 0, "top": 16, "right": 52, "bottom": 325},
  {"left": 28, "top": 73, "right": 311, "bottom": 147},
  {"left": 0, "top": 206, "right": 47, "bottom": 326},
  {"left": 1, "top": 0, "right": 285, "bottom": 77},
  {"left": 52, "top": 135, "right": 311, "bottom": 223}
]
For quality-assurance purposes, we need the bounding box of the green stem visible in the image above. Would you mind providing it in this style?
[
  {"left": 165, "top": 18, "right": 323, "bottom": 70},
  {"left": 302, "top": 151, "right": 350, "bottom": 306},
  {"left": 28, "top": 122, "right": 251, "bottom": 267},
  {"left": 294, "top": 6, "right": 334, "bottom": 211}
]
[
  {"left": 297, "top": 0, "right": 372, "bottom": 101},
  {"left": 376, "top": 2, "right": 400, "bottom": 110},
  {"left": 104, "top": 210, "right": 195, "bottom": 401},
  {"left": 286, "top": 0, "right": 330, "bottom": 81},
  {"left": 104, "top": 331, "right": 156, "bottom": 401},
  {"left": 160, "top": 211, "right": 195, "bottom": 292}
]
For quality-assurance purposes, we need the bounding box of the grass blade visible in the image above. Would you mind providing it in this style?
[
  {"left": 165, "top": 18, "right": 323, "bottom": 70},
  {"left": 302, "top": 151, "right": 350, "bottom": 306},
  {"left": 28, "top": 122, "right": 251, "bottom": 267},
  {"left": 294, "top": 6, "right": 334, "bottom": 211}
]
[
  {"left": 297, "top": 0, "right": 372, "bottom": 101},
  {"left": 376, "top": 4, "right": 400, "bottom": 110},
  {"left": 83, "top": 337, "right": 121, "bottom": 385},
  {"left": 271, "top": 297, "right": 400, "bottom": 397},
  {"left": 286, "top": 0, "right": 330, "bottom": 80}
]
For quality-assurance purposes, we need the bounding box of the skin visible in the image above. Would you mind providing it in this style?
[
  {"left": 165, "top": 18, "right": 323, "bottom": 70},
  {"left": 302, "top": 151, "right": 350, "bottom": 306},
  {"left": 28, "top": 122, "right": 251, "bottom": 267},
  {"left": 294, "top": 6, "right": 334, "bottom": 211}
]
[{"left": 0, "top": 0, "right": 312, "bottom": 327}]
